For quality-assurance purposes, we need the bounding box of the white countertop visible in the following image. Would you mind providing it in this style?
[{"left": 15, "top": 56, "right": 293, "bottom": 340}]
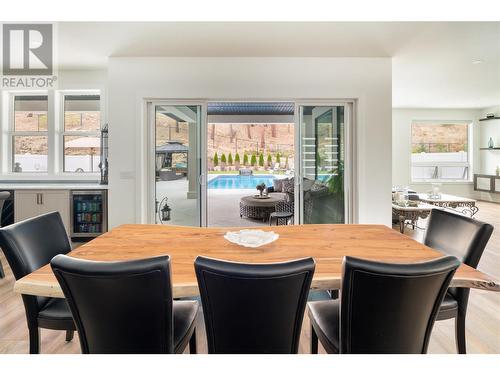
[{"left": 0, "top": 182, "right": 108, "bottom": 190}]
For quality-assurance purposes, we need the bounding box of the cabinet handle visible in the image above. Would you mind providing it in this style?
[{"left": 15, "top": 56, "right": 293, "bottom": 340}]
[
  {"left": 36, "top": 194, "right": 39, "bottom": 205},
  {"left": 40, "top": 193, "right": 43, "bottom": 205}
]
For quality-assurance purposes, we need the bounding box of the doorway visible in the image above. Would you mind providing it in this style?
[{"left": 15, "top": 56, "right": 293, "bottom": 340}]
[
  {"left": 206, "top": 102, "right": 295, "bottom": 227},
  {"left": 146, "top": 100, "right": 354, "bottom": 227},
  {"left": 153, "top": 103, "right": 202, "bottom": 226}
]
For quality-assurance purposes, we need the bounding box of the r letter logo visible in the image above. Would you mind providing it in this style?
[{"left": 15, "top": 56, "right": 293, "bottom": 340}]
[{"left": 2, "top": 24, "right": 53, "bottom": 76}]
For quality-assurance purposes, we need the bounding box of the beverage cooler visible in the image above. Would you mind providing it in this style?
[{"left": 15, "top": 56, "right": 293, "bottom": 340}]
[{"left": 70, "top": 190, "right": 108, "bottom": 241}]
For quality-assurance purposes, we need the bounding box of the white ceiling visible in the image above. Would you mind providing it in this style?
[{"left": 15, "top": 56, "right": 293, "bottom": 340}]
[{"left": 57, "top": 22, "right": 500, "bottom": 108}]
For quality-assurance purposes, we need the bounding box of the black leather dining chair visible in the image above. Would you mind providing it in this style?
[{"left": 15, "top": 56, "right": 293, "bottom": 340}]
[
  {"left": 423, "top": 209, "right": 494, "bottom": 354},
  {"left": 308, "top": 255, "right": 460, "bottom": 354},
  {"left": 51, "top": 254, "right": 199, "bottom": 354},
  {"left": 0, "top": 212, "right": 76, "bottom": 354},
  {"left": 195, "top": 256, "right": 315, "bottom": 354},
  {"left": 0, "top": 191, "right": 11, "bottom": 278}
]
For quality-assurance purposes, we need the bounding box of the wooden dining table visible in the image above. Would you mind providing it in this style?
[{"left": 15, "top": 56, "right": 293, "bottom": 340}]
[{"left": 13, "top": 224, "right": 500, "bottom": 298}]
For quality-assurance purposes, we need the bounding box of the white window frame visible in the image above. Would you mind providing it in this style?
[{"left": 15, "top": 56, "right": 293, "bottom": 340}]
[
  {"left": 0, "top": 89, "right": 102, "bottom": 180},
  {"left": 410, "top": 120, "right": 473, "bottom": 183},
  {"left": 59, "top": 90, "right": 102, "bottom": 175},
  {"left": 8, "top": 91, "right": 51, "bottom": 174}
]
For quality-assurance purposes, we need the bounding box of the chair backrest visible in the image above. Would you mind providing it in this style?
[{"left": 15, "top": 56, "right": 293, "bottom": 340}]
[
  {"left": 51, "top": 255, "right": 174, "bottom": 354},
  {"left": 339, "top": 255, "right": 460, "bottom": 354},
  {"left": 0, "top": 191, "right": 10, "bottom": 219},
  {"left": 424, "top": 209, "right": 493, "bottom": 268},
  {"left": 0, "top": 211, "right": 71, "bottom": 281},
  {"left": 195, "top": 256, "right": 315, "bottom": 354},
  {"left": 0, "top": 191, "right": 10, "bottom": 230}
]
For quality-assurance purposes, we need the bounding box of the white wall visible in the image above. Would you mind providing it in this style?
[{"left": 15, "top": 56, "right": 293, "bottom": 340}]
[
  {"left": 392, "top": 107, "right": 500, "bottom": 203},
  {"left": 57, "top": 70, "right": 107, "bottom": 92},
  {"left": 107, "top": 57, "right": 392, "bottom": 228}
]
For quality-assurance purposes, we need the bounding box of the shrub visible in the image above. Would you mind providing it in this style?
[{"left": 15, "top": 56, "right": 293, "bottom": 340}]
[
  {"left": 276, "top": 152, "right": 281, "bottom": 164},
  {"left": 243, "top": 153, "right": 249, "bottom": 165},
  {"left": 221, "top": 153, "right": 227, "bottom": 164},
  {"left": 435, "top": 144, "right": 447, "bottom": 153},
  {"left": 213, "top": 152, "right": 219, "bottom": 166},
  {"left": 228, "top": 152, "right": 233, "bottom": 165},
  {"left": 412, "top": 144, "right": 427, "bottom": 153},
  {"left": 235, "top": 153, "right": 241, "bottom": 163},
  {"left": 259, "top": 153, "right": 264, "bottom": 167},
  {"left": 267, "top": 154, "right": 272, "bottom": 165},
  {"left": 250, "top": 154, "right": 257, "bottom": 166}
]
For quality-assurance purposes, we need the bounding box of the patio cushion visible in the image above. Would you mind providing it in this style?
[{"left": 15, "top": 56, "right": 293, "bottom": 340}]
[
  {"left": 303, "top": 178, "right": 315, "bottom": 191},
  {"left": 273, "top": 179, "right": 284, "bottom": 192},
  {"left": 282, "top": 178, "right": 294, "bottom": 194}
]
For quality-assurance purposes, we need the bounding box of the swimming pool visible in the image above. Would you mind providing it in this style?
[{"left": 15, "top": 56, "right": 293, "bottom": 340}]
[{"left": 208, "top": 175, "right": 277, "bottom": 189}]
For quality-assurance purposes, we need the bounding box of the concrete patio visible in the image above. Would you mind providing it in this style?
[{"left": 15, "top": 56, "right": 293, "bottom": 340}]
[{"left": 155, "top": 178, "right": 268, "bottom": 227}]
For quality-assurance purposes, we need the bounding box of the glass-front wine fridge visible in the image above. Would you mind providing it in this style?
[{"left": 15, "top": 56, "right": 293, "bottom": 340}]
[{"left": 70, "top": 190, "right": 108, "bottom": 241}]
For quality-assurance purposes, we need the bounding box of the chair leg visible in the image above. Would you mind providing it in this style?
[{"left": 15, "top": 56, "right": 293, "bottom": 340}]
[
  {"left": 311, "top": 325, "right": 319, "bottom": 354},
  {"left": 29, "top": 327, "right": 41, "bottom": 354},
  {"left": 189, "top": 329, "right": 197, "bottom": 354},
  {"left": 455, "top": 314, "right": 467, "bottom": 354},
  {"left": 66, "top": 330, "right": 74, "bottom": 342}
]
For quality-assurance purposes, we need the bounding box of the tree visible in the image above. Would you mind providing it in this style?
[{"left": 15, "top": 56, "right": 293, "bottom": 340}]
[
  {"left": 228, "top": 152, "right": 233, "bottom": 165},
  {"left": 243, "top": 153, "right": 249, "bottom": 166},
  {"left": 259, "top": 153, "right": 264, "bottom": 167},
  {"left": 235, "top": 153, "right": 241, "bottom": 164},
  {"left": 250, "top": 154, "right": 257, "bottom": 166},
  {"left": 221, "top": 153, "right": 227, "bottom": 164},
  {"left": 276, "top": 152, "right": 281, "bottom": 164},
  {"left": 213, "top": 152, "right": 219, "bottom": 167},
  {"left": 267, "top": 154, "right": 272, "bottom": 167}
]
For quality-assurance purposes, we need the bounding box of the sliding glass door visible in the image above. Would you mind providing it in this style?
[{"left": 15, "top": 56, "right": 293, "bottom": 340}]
[
  {"left": 153, "top": 103, "right": 203, "bottom": 226},
  {"left": 297, "top": 104, "right": 351, "bottom": 224}
]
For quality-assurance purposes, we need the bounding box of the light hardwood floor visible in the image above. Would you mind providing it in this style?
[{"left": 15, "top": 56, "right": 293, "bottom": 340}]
[{"left": 0, "top": 201, "right": 498, "bottom": 354}]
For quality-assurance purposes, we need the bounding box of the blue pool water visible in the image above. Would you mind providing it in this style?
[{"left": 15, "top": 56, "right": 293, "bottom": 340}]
[{"left": 208, "top": 175, "right": 277, "bottom": 189}]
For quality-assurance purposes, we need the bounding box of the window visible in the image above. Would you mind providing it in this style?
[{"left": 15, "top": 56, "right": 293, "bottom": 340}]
[
  {"left": 63, "top": 94, "right": 101, "bottom": 173},
  {"left": 411, "top": 121, "right": 471, "bottom": 182},
  {"left": 12, "top": 95, "right": 49, "bottom": 172}
]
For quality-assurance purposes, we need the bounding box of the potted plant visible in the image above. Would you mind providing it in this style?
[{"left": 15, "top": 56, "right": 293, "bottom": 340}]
[
  {"left": 266, "top": 154, "right": 273, "bottom": 169},
  {"left": 235, "top": 153, "right": 241, "bottom": 169},
  {"left": 258, "top": 153, "right": 264, "bottom": 169},
  {"left": 256, "top": 182, "right": 266, "bottom": 197},
  {"left": 325, "top": 160, "right": 345, "bottom": 223},
  {"left": 220, "top": 153, "right": 227, "bottom": 171},
  {"left": 250, "top": 154, "right": 257, "bottom": 167},
  {"left": 213, "top": 152, "right": 219, "bottom": 168}
]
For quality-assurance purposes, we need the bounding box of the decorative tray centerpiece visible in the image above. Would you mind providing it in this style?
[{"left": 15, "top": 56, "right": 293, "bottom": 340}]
[
  {"left": 254, "top": 182, "right": 268, "bottom": 199},
  {"left": 224, "top": 229, "right": 279, "bottom": 248}
]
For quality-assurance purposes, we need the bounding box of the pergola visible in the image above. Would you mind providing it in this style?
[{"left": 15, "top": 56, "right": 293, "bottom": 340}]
[{"left": 155, "top": 140, "right": 189, "bottom": 169}]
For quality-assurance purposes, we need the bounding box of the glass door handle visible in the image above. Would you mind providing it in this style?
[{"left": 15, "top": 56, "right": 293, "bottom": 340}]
[{"left": 198, "top": 173, "right": 207, "bottom": 186}]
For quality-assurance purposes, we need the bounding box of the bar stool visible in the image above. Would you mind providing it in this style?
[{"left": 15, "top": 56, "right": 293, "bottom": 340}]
[
  {"left": 0, "top": 191, "right": 10, "bottom": 278},
  {"left": 269, "top": 211, "right": 294, "bottom": 226}
]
